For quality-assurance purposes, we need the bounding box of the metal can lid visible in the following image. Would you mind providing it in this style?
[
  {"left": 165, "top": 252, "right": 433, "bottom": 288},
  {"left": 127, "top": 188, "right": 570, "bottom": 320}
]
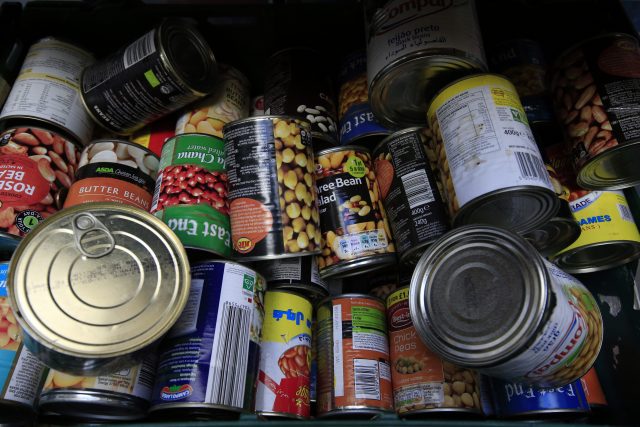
[
  {"left": 409, "top": 225, "right": 549, "bottom": 367},
  {"left": 553, "top": 240, "right": 640, "bottom": 274},
  {"left": 523, "top": 200, "right": 581, "bottom": 257},
  {"left": 577, "top": 141, "right": 640, "bottom": 190},
  {"left": 8, "top": 202, "right": 190, "bottom": 361}
]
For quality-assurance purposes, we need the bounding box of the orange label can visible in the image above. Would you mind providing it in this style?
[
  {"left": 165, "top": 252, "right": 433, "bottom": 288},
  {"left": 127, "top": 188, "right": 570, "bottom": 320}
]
[{"left": 580, "top": 367, "right": 607, "bottom": 408}]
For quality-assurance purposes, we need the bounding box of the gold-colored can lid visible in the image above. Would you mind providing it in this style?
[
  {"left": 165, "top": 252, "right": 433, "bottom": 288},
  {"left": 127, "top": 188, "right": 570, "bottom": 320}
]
[{"left": 7, "top": 202, "right": 190, "bottom": 374}]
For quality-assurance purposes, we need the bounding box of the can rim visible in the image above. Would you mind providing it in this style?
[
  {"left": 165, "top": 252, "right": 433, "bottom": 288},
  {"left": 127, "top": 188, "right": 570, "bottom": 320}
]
[
  {"left": 319, "top": 253, "right": 397, "bottom": 280},
  {"left": 373, "top": 127, "right": 424, "bottom": 156},
  {"left": 318, "top": 292, "right": 384, "bottom": 307},
  {"left": 316, "top": 145, "right": 372, "bottom": 157},
  {"left": 0, "top": 119, "right": 85, "bottom": 148},
  {"left": 265, "top": 288, "right": 313, "bottom": 303},
  {"left": 232, "top": 250, "right": 321, "bottom": 263},
  {"left": 576, "top": 139, "right": 640, "bottom": 190},
  {"left": 223, "top": 115, "right": 312, "bottom": 133},
  {"left": 553, "top": 240, "right": 640, "bottom": 274},
  {"left": 38, "top": 388, "right": 149, "bottom": 420}
]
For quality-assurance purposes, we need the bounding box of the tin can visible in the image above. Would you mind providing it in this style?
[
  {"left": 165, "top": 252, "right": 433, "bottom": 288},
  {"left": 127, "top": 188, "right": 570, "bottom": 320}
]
[
  {"left": 252, "top": 257, "right": 329, "bottom": 302},
  {"left": 264, "top": 48, "right": 338, "bottom": 147},
  {"left": 0, "top": 37, "right": 95, "bottom": 144},
  {"left": 150, "top": 260, "right": 266, "bottom": 418},
  {"left": 365, "top": 0, "right": 487, "bottom": 128},
  {"left": 250, "top": 95, "right": 264, "bottom": 117},
  {"left": 317, "top": 294, "right": 393, "bottom": 418},
  {"left": 343, "top": 266, "right": 398, "bottom": 300},
  {"left": 38, "top": 355, "right": 156, "bottom": 421},
  {"left": 338, "top": 51, "right": 390, "bottom": 146},
  {"left": 580, "top": 367, "right": 607, "bottom": 409},
  {"left": 373, "top": 128, "right": 449, "bottom": 264},
  {"left": 386, "top": 287, "right": 482, "bottom": 416},
  {"left": 7, "top": 202, "right": 190, "bottom": 375},
  {"left": 254, "top": 290, "right": 313, "bottom": 419},
  {"left": 223, "top": 116, "right": 321, "bottom": 261},
  {"left": 175, "top": 64, "right": 250, "bottom": 138},
  {"left": 315, "top": 146, "right": 396, "bottom": 279},
  {"left": 63, "top": 139, "right": 159, "bottom": 211},
  {"left": 80, "top": 19, "right": 217, "bottom": 135},
  {"left": 490, "top": 377, "right": 589, "bottom": 418},
  {"left": 0, "top": 126, "right": 81, "bottom": 238},
  {"left": 150, "top": 134, "right": 231, "bottom": 258},
  {"left": 129, "top": 114, "right": 177, "bottom": 157},
  {"left": 550, "top": 33, "right": 640, "bottom": 190},
  {"left": 426, "top": 74, "right": 559, "bottom": 234},
  {"left": 410, "top": 225, "right": 603, "bottom": 387}
]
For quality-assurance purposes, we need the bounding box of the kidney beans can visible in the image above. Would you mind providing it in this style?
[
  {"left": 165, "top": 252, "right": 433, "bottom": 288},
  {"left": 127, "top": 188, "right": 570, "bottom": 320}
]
[
  {"left": 426, "top": 74, "right": 559, "bottom": 234},
  {"left": 580, "top": 367, "right": 607, "bottom": 409},
  {"left": 0, "top": 37, "right": 95, "bottom": 144},
  {"left": 150, "top": 260, "right": 265, "bottom": 418},
  {"left": 151, "top": 134, "right": 231, "bottom": 258},
  {"left": 317, "top": 294, "right": 393, "bottom": 418},
  {"left": 0, "top": 126, "right": 81, "bottom": 239},
  {"left": 223, "top": 116, "right": 321, "bottom": 261},
  {"left": 386, "top": 287, "right": 482, "bottom": 416},
  {"left": 366, "top": 0, "right": 487, "bottom": 128},
  {"left": 315, "top": 146, "right": 396, "bottom": 279},
  {"left": 80, "top": 19, "right": 217, "bottom": 135},
  {"left": 254, "top": 290, "right": 312, "bottom": 419},
  {"left": 129, "top": 114, "right": 177, "bottom": 157},
  {"left": 410, "top": 225, "right": 603, "bottom": 387},
  {"left": 252, "top": 257, "right": 329, "bottom": 302}
]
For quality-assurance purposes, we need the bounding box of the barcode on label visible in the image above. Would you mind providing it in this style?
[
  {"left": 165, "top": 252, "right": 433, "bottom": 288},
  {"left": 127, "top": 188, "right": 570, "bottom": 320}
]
[
  {"left": 353, "top": 358, "right": 380, "bottom": 400},
  {"left": 209, "top": 302, "right": 252, "bottom": 408},
  {"left": 150, "top": 174, "right": 163, "bottom": 212},
  {"left": 124, "top": 30, "right": 156, "bottom": 69},
  {"left": 618, "top": 203, "right": 634, "bottom": 222},
  {"left": 401, "top": 169, "right": 435, "bottom": 209},
  {"left": 137, "top": 356, "right": 156, "bottom": 389},
  {"left": 514, "top": 151, "right": 550, "bottom": 185}
]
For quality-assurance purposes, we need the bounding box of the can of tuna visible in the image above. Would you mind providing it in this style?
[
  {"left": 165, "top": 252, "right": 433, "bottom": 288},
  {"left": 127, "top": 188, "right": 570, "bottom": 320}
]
[
  {"left": 38, "top": 355, "right": 156, "bottom": 421},
  {"left": 251, "top": 95, "right": 264, "bottom": 117},
  {"left": 252, "top": 257, "right": 329, "bottom": 302},
  {"left": 0, "top": 126, "right": 81, "bottom": 238},
  {"left": 373, "top": 128, "right": 449, "bottom": 265},
  {"left": 386, "top": 287, "right": 482, "bottom": 416},
  {"left": 151, "top": 134, "right": 231, "bottom": 258},
  {"left": 80, "top": 19, "right": 217, "bottom": 135},
  {"left": 365, "top": 0, "right": 487, "bottom": 128},
  {"left": 63, "top": 139, "right": 159, "bottom": 211},
  {"left": 426, "top": 74, "right": 559, "bottom": 234},
  {"left": 0, "top": 262, "right": 48, "bottom": 423},
  {"left": 129, "top": 114, "right": 177, "bottom": 157},
  {"left": 175, "top": 64, "right": 250, "bottom": 138},
  {"left": 315, "top": 146, "right": 396, "bottom": 279},
  {"left": 264, "top": 48, "right": 338, "bottom": 147},
  {"left": 223, "top": 116, "right": 321, "bottom": 261},
  {"left": 7, "top": 203, "right": 190, "bottom": 375},
  {"left": 255, "top": 290, "right": 312, "bottom": 419},
  {"left": 580, "top": 367, "right": 607, "bottom": 409},
  {"left": 150, "top": 260, "right": 266, "bottom": 418},
  {"left": 410, "top": 226, "right": 603, "bottom": 387},
  {"left": 338, "top": 51, "right": 390, "bottom": 146},
  {"left": 550, "top": 33, "right": 640, "bottom": 189},
  {"left": 0, "top": 37, "right": 95, "bottom": 144},
  {"left": 489, "top": 377, "right": 589, "bottom": 418}
]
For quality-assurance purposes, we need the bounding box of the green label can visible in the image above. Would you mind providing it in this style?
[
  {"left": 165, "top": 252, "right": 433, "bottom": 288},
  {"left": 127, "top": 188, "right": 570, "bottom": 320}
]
[{"left": 151, "top": 133, "right": 231, "bottom": 257}]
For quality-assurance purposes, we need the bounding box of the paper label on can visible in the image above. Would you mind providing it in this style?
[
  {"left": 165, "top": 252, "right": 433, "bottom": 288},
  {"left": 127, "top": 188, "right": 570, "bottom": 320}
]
[
  {"left": 129, "top": 117, "right": 176, "bottom": 157},
  {"left": 0, "top": 154, "right": 50, "bottom": 206},
  {"left": 580, "top": 367, "right": 607, "bottom": 407},
  {"left": 1, "top": 345, "right": 47, "bottom": 408},
  {"left": 490, "top": 378, "right": 589, "bottom": 416},
  {"left": 258, "top": 257, "right": 328, "bottom": 291}
]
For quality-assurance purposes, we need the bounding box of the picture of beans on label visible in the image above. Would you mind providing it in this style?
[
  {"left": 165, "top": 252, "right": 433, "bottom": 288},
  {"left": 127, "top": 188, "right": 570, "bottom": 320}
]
[
  {"left": 1, "top": 264, "right": 19, "bottom": 351},
  {"left": 0, "top": 127, "right": 80, "bottom": 237}
]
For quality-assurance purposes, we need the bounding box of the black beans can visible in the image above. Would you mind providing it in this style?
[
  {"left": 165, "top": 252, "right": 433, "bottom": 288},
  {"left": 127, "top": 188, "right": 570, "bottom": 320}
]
[{"left": 80, "top": 19, "right": 217, "bottom": 135}]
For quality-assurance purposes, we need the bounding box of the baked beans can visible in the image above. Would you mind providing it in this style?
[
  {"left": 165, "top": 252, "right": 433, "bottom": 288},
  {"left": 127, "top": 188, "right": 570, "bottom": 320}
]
[
  {"left": 338, "top": 51, "right": 391, "bottom": 146},
  {"left": 129, "top": 114, "right": 177, "bottom": 157},
  {"left": 7, "top": 203, "right": 190, "bottom": 375},
  {"left": 264, "top": 48, "right": 338, "bottom": 148},
  {"left": 254, "top": 290, "right": 312, "bottom": 419},
  {"left": 410, "top": 225, "right": 603, "bottom": 388},
  {"left": 580, "top": 367, "right": 607, "bottom": 409},
  {"left": 317, "top": 294, "right": 393, "bottom": 418},
  {"left": 175, "top": 64, "right": 250, "bottom": 138},
  {"left": 365, "top": 0, "right": 487, "bottom": 128},
  {"left": 38, "top": 355, "right": 156, "bottom": 421},
  {"left": 315, "top": 146, "right": 396, "bottom": 279},
  {"left": 80, "top": 19, "right": 217, "bottom": 135},
  {"left": 250, "top": 95, "right": 265, "bottom": 117},
  {"left": 150, "top": 134, "right": 231, "bottom": 258},
  {"left": 0, "top": 37, "right": 95, "bottom": 144},
  {"left": 223, "top": 116, "right": 321, "bottom": 261},
  {"left": 252, "top": 257, "right": 329, "bottom": 302},
  {"left": 426, "top": 74, "right": 559, "bottom": 234},
  {"left": 373, "top": 128, "right": 449, "bottom": 264},
  {"left": 63, "top": 139, "right": 159, "bottom": 211},
  {"left": 386, "top": 287, "right": 482, "bottom": 416},
  {"left": 0, "top": 126, "right": 81, "bottom": 238},
  {"left": 150, "top": 261, "right": 266, "bottom": 417},
  {"left": 550, "top": 33, "right": 640, "bottom": 190}
]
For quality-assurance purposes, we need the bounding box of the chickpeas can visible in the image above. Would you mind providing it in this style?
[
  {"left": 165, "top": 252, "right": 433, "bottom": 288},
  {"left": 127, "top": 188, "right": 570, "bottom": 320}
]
[
  {"left": 315, "top": 146, "right": 396, "bottom": 279},
  {"left": 386, "top": 287, "right": 482, "bottom": 416},
  {"left": 410, "top": 226, "right": 603, "bottom": 388},
  {"left": 426, "top": 74, "right": 559, "bottom": 234},
  {"left": 317, "top": 294, "right": 393, "bottom": 418},
  {"left": 373, "top": 128, "right": 449, "bottom": 264},
  {"left": 151, "top": 134, "right": 231, "bottom": 258},
  {"left": 63, "top": 140, "right": 160, "bottom": 211},
  {"left": 223, "top": 116, "right": 321, "bottom": 261},
  {"left": 254, "top": 290, "right": 312, "bottom": 419},
  {"left": 252, "top": 257, "right": 329, "bottom": 301},
  {"left": 150, "top": 261, "right": 265, "bottom": 418}
]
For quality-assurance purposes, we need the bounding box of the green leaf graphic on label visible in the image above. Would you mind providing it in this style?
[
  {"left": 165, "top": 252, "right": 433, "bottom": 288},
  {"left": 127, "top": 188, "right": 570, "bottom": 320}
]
[
  {"left": 510, "top": 108, "right": 527, "bottom": 124},
  {"left": 145, "top": 70, "right": 160, "bottom": 88},
  {"left": 345, "top": 156, "right": 365, "bottom": 178},
  {"left": 243, "top": 274, "right": 255, "bottom": 291}
]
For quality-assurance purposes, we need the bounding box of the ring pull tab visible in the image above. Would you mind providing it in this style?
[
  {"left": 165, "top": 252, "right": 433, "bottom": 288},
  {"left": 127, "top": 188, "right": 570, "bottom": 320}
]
[{"left": 72, "top": 212, "right": 116, "bottom": 258}]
